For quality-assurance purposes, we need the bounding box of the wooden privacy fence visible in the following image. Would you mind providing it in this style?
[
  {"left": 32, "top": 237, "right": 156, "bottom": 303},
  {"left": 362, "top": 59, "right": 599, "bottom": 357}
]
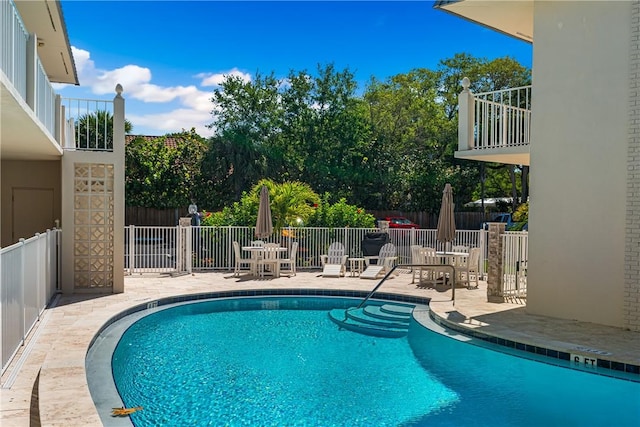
[
  {"left": 369, "top": 210, "right": 488, "bottom": 230},
  {"left": 126, "top": 206, "right": 490, "bottom": 229},
  {"left": 126, "top": 206, "right": 189, "bottom": 226}
]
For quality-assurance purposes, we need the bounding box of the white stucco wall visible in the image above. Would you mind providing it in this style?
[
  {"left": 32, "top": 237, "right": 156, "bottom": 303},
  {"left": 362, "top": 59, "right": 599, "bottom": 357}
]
[{"left": 527, "top": 1, "right": 631, "bottom": 327}]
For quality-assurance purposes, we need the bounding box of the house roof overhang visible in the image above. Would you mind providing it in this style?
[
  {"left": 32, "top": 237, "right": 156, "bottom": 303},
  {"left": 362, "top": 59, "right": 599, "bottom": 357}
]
[
  {"left": 434, "top": 0, "right": 533, "bottom": 43},
  {"left": 13, "top": 0, "right": 79, "bottom": 85}
]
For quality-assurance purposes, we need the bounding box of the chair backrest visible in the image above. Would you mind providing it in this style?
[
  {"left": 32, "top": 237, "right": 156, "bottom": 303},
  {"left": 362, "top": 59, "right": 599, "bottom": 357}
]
[
  {"left": 233, "top": 241, "right": 241, "bottom": 258},
  {"left": 411, "top": 245, "right": 423, "bottom": 264},
  {"left": 263, "top": 243, "right": 280, "bottom": 260},
  {"left": 378, "top": 243, "right": 396, "bottom": 259},
  {"left": 452, "top": 245, "right": 469, "bottom": 253},
  {"left": 327, "top": 242, "right": 345, "bottom": 264},
  {"left": 468, "top": 247, "right": 480, "bottom": 269},
  {"left": 420, "top": 247, "right": 438, "bottom": 265},
  {"left": 251, "top": 240, "right": 265, "bottom": 247},
  {"left": 378, "top": 243, "right": 396, "bottom": 269},
  {"left": 289, "top": 242, "right": 299, "bottom": 262}
]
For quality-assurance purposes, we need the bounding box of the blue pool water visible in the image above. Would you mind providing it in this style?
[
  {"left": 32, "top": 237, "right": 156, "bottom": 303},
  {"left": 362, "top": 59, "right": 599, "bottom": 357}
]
[{"left": 111, "top": 297, "right": 640, "bottom": 426}]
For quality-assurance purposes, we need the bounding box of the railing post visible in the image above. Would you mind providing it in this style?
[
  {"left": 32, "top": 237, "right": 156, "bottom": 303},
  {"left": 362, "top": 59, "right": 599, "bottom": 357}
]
[
  {"left": 458, "top": 77, "right": 475, "bottom": 151},
  {"left": 128, "top": 225, "right": 135, "bottom": 274},
  {"left": 25, "top": 33, "right": 37, "bottom": 110},
  {"left": 19, "top": 238, "right": 26, "bottom": 344},
  {"left": 186, "top": 225, "right": 193, "bottom": 274},
  {"left": 228, "top": 225, "right": 233, "bottom": 271},
  {"left": 55, "top": 95, "right": 62, "bottom": 144}
]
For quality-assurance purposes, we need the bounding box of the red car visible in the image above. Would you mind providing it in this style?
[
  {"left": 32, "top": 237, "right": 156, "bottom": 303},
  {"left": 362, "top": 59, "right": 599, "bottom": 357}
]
[{"left": 383, "top": 217, "right": 420, "bottom": 229}]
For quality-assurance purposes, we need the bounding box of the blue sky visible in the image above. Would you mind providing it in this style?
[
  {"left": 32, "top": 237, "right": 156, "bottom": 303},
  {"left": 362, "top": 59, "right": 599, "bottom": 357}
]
[{"left": 56, "top": 1, "right": 532, "bottom": 137}]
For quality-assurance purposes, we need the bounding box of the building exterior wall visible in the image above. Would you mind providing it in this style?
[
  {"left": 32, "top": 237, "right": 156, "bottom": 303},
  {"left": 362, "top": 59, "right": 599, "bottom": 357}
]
[
  {"left": 527, "top": 1, "right": 632, "bottom": 327},
  {"left": 625, "top": 0, "right": 640, "bottom": 331},
  {"left": 0, "top": 160, "right": 61, "bottom": 247}
]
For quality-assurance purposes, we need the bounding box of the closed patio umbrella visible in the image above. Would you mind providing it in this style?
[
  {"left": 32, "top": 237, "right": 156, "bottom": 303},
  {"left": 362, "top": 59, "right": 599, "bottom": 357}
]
[
  {"left": 436, "top": 183, "right": 456, "bottom": 253},
  {"left": 255, "top": 185, "right": 273, "bottom": 239}
]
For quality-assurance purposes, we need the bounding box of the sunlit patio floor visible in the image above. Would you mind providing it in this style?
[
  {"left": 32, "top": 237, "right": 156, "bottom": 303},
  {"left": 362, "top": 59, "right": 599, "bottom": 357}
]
[{"left": 2, "top": 270, "right": 639, "bottom": 426}]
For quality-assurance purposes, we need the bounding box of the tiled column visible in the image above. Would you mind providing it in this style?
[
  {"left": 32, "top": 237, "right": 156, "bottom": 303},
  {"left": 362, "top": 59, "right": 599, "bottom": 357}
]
[
  {"left": 625, "top": 0, "right": 640, "bottom": 331},
  {"left": 487, "top": 223, "right": 506, "bottom": 302}
]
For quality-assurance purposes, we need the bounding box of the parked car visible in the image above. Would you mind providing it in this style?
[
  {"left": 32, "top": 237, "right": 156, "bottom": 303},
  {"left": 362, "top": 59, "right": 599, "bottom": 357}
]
[
  {"left": 482, "top": 213, "right": 528, "bottom": 231},
  {"left": 382, "top": 217, "right": 420, "bottom": 229},
  {"left": 482, "top": 213, "right": 515, "bottom": 230}
]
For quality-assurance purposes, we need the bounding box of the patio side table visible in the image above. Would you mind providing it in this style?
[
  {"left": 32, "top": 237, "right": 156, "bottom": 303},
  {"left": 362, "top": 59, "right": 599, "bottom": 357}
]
[{"left": 348, "top": 257, "right": 365, "bottom": 277}]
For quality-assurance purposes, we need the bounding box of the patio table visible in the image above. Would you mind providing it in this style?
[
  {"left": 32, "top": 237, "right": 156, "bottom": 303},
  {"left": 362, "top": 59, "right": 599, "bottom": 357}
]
[{"left": 242, "top": 246, "right": 287, "bottom": 277}]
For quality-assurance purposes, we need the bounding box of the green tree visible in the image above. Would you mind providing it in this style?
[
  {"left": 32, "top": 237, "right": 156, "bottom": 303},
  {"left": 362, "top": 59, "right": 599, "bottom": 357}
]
[
  {"left": 125, "top": 129, "right": 206, "bottom": 208},
  {"left": 364, "top": 68, "right": 464, "bottom": 212},
  {"left": 201, "top": 179, "right": 320, "bottom": 229},
  {"left": 307, "top": 195, "right": 376, "bottom": 228}
]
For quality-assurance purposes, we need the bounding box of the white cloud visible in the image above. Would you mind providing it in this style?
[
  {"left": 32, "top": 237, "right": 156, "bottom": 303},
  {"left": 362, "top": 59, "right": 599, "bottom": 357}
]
[
  {"left": 64, "top": 47, "right": 253, "bottom": 136},
  {"left": 128, "top": 108, "right": 215, "bottom": 138},
  {"left": 199, "top": 68, "right": 252, "bottom": 87}
]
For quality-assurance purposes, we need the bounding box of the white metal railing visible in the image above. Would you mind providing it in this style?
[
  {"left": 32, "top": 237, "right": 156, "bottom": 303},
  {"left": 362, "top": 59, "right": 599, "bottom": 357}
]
[
  {"left": 1, "top": 0, "right": 28, "bottom": 100},
  {"left": 61, "top": 98, "right": 116, "bottom": 151},
  {"left": 124, "top": 226, "right": 489, "bottom": 277},
  {"left": 35, "top": 57, "right": 56, "bottom": 137},
  {"left": 501, "top": 231, "right": 528, "bottom": 297},
  {"left": 459, "top": 80, "right": 532, "bottom": 153},
  {"left": 1, "top": 229, "right": 60, "bottom": 375},
  {"left": 474, "top": 86, "right": 531, "bottom": 150}
]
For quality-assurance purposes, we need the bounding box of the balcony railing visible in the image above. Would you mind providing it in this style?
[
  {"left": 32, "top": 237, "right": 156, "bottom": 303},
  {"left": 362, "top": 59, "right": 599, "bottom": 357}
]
[
  {"left": 458, "top": 78, "right": 532, "bottom": 152},
  {"left": 35, "top": 58, "right": 56, "bottom": 136},
  {"left": 60, "top": 97, "right": 117, "bottom": 151},
  {"left": 1, "top": 0, "right": 58, "bottom": 141},
  {"left": 0, "top": 0, "right": 27, "bottom": 99}
]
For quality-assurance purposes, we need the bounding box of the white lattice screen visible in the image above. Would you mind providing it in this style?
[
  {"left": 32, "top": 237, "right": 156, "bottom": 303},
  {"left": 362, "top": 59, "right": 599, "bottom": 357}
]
[{"left": 73, "top": 163, "right": 114, "bottom": 288}]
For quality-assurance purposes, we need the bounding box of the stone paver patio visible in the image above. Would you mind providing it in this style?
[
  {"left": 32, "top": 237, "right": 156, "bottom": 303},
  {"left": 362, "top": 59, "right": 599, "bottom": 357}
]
[{"left": 2, "top": 270, "right": 639, "bottom": 426}]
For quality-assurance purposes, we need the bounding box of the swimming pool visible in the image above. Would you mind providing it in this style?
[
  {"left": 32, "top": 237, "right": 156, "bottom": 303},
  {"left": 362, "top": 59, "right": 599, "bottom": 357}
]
[{"left": 89, "top": 296, "right": 640, "bottom": 426}]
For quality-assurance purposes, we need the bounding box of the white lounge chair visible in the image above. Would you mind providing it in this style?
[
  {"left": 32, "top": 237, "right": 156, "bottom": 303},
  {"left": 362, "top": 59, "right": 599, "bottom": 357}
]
[
  {"left": 360, "top": 243, "right": 397, "bottom": 279},
  {"left": 320, "top": 242, "right": 348, "bottom": 277}
]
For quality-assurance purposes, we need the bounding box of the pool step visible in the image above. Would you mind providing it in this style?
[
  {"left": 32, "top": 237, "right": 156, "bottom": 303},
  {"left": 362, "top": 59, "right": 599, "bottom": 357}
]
[{"left": 328, "top": 303, "right": 414, "bottom": 338}]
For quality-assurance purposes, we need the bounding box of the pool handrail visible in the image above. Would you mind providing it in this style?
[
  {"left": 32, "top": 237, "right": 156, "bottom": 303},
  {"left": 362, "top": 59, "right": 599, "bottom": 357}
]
[{"left": 355, "top": 264, "right": 456, "bottom": 310}]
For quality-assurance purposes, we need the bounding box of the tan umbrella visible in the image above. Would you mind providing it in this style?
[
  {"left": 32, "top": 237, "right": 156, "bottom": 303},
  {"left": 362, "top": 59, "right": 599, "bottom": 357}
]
[
  {"left": 436, "top": 183, "right": 456, "bottom": 253},
  {"left": 255, "top": 185, "right": 273, "bottom": 239}
]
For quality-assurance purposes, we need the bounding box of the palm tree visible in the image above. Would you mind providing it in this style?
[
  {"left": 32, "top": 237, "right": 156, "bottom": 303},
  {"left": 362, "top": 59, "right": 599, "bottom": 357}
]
[
  {"left": 76, "top": 110, "right": 132, "bottom": 150},
  {"left": 253, "top": 179, "right": 320, "bottom": 230}
]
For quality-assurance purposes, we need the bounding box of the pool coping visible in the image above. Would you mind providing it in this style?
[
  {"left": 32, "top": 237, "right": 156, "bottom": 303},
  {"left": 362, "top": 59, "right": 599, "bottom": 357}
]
[{"left": 426, "top": 309, "right": 640, "bottom": 382}]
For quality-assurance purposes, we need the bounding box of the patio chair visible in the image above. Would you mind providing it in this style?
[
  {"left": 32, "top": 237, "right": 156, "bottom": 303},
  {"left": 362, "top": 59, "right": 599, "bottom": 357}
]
[
  {"left": 232, "top": 241, "right": 256, "bottom": 277},
  {"left": 414, "top": 247, "right": 449, "bottom": 287},
  {"left": 360, "top": 243, "right": 397, "bottom": 279},
  {"left": 259, "top": 243, "right": 282, "bottom": 278},
  {"left": 411, "top": 245, "right": 425, "bottom": 284},
  {"left": 321, "top": 242, "right": 348, "bottom": 277},
  {"left": 279, "top": 242, "right": 298, "bottom": 277},
  {"left": 456, "top": 247, "right": 481, "bottom": 289}
]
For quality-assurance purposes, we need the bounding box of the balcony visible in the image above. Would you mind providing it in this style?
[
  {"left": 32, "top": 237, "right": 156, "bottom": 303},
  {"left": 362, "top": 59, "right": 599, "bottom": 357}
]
[
  {"left": 456, "top": 78, "right": 531, "bottom": 166},
  {"left": 0, "top": 0, "right": 76, "bottom": 160}
]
